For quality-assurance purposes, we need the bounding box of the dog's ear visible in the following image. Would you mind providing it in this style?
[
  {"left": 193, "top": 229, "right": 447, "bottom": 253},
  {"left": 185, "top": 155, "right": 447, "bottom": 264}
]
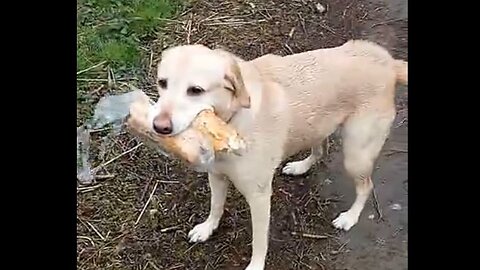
[{"left": 224, "top": 57, "right": 251, "bottom": 109}]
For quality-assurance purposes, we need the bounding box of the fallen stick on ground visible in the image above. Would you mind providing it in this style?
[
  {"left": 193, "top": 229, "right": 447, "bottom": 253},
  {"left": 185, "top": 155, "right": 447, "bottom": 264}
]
[
  {"left": 135, "top": 180, "right": 160, "bottom": 225},
  {"left": 291, "top": 232, "right": 329, "bottom": 239}
]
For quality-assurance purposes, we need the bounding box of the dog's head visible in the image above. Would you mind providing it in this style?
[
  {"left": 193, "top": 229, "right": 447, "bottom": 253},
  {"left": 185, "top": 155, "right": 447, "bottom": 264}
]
[{"left": 148, "top": 45, "right": 250, "bottom": 136}]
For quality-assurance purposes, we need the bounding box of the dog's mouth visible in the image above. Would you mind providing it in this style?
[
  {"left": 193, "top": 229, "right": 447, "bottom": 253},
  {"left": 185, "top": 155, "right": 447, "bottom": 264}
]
[{"left": 157, "top": 106, "right": 215, "bottom": 137}]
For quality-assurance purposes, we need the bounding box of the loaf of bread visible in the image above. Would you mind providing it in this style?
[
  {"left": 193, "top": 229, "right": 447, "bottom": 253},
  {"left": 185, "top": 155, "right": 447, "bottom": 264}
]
[{"left": 126, "top": 94, "right": 245, "bottom": 166}]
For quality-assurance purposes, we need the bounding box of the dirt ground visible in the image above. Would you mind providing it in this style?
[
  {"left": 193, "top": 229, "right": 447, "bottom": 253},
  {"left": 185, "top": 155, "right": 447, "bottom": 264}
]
[{"left": 77, "top": 0, "right": 408, "bottom": 269}]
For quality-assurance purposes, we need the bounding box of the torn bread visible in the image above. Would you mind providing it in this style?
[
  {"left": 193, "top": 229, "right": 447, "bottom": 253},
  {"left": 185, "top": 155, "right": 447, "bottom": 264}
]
[{"left": 126, "top": 95, "right": 246, "bottom": 165}]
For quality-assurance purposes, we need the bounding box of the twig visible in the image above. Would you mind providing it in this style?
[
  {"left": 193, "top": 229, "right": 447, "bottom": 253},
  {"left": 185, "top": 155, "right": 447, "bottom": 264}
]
[
  {"left": 372, "top": 18, "right": 405, "bottom": 28},
  {"left": 186, "top": 13, "right": 193, "bottom": 44},
  {"left": 315, "top": 261, "right": 326, "bottom": 270},
  {"left": 78, "top": 187, "right": 101, "bottom": 194},
  {"left": 94, "top": 174, "right": 115, "bottom": 180},
  {"left": 77, "top": 184, "right": 101, "bottom": 192},
  {"left": 385, "top": 148, "right": 408, "bottom": 156},
  {"left": 284, "top": 43, "right": 294, "bottom": 55},
  {"left": 155, "top": 17, "right": 183, "bottom": 23},
  {"left": 91, "top": 143, "right": 143, "bottom": 174},
  {"left": 288, "top": 27, "right": 296, "bottom": 39},
  {"left": 319, "top": 22, "right": 337, "bottom": 35},
  {"left": 159, "top": 180, "right": 180, "bottom": 184},
  {"left": 148, "top": 261, "right": 161, "bottom": 270},
  {"left": 297, "top": 13, "right": 307, "bottom": 35},
  {"left": 199, "top": 12, "right": 219, "bottom": 22},
  {"left": 160, "top": 225, "right": 181, "bottom": 233},
  {"left": 183, "top": 242, "right": 199, "bottom": 254},
  {"left": 291, "top": 232, "right": 329, "bottom": 239},
  {"left": 168, "top": 264, "right": 185, "bottom": 270},
  {"left": 392, "top": 226, "right": 404, "bottom": 237},
  {"left": 148, "top": 50, "right": 154, "bottom": 74},
  {"left": 86, "top": 221, "right": 105, "bottom": 241},
  {"left": 139, "top": 177, "right": 154, "bottom": 202},
  {"left": 90, "top": 85, "right": 104, "bottom": 95},
  {"left": 372, "top": 185, "right": 383, "bottom": 221},
  {"left": 331, "top": 239, "right": 350, "bottom": 254},
  {"left": 76, "top": 61, "right": 107, "bottom": 75},
  {"left": 298, "top": 260, "right": 313, "bottom": 269},
  {"left": 395, "top": 117, "right": 408, "bottom": 128},
  {"left": 107, "top": 67, "right": 116, "bottom": 89},
  {"left": 77, "top": 78, "right": 109, "bottom": 82},
  {"left": 88, "top": 127, "right": 112, "bottom": 133},
  {"left": 203, "top": 19, "right": 266, "bottom": 26},
  {"left": 78, "top": 235, "right": 96, "bottom": 247},
  {"left": 135, "top": 180, "right": 160, "bottom": 225}
]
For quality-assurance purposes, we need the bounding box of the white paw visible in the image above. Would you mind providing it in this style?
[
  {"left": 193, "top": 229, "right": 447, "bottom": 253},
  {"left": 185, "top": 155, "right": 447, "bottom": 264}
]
[
  {"left": 282, "top": 160, "right": 310, "bottom": 175},
  {"left": 188, "top": 221, "right": 218, "bottom": 242},
  {"left": 245, "top": 262, "right": 264, "bottom": 270},
  {"left": 332, "top": 211, "right": 358, "bottom": 231}
]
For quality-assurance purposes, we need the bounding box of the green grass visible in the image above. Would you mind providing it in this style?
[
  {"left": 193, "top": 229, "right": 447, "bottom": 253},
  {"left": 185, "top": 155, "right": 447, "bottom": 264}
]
[
  {"left": 77, "top": 0, "right": 177, "bottom": 72},
  {"left": 77, "top": 0, "right": 181, "bottom": 125}
]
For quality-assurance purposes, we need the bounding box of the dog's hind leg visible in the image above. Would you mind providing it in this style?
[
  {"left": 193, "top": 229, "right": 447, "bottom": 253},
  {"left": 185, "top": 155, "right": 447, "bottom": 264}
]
[
  {"left": 332, "top": 110, "right": 395, "bottom": 231},
  {"left": 282, "top": 141, "right": 327, "bottom": 175}
]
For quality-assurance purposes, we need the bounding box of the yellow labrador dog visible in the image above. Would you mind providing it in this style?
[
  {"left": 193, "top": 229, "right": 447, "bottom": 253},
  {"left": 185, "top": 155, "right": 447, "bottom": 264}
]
[{"left": 149, "top": 40, "right": 408, "bottom": 270}]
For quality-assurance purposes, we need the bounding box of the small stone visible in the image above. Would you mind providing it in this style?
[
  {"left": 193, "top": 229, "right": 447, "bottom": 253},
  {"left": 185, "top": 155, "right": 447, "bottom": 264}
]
[
  {"left": 368, "top": 214, "right": 375, "bottom": 220},
  {"left": 390, "top": 203, "right": 402, "bottom": 211},
  {"left": 316, "top": 3, "right": 326, "bottom": 14}
]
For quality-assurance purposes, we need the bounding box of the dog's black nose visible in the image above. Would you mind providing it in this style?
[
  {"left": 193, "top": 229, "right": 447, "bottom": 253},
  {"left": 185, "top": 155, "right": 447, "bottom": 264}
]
[{"left": 153, "top": 115, "right": 173, "bottom": 135}]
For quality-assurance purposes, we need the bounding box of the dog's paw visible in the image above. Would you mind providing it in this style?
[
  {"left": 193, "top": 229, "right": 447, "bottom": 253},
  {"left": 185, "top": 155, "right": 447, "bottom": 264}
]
[
  {"left": 282, "top": 161, "right": 310, "bottom": 175},
  {"left": 245, "top": 262, "right": 264, "bottom": 270},
  {"left": 332, "top": 211, "right": 358, "bottom": 231},
  {"left": 188, "top": 221, "right": 218, "bottom": 243}
]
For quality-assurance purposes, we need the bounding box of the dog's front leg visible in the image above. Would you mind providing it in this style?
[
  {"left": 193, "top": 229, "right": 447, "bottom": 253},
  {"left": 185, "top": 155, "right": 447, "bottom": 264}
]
[
  {"left": 188, "top": 173, "right": 228, "bottom": 242},
  {"left": 244, "top": 188, "right": 272, "bottom": 270}
]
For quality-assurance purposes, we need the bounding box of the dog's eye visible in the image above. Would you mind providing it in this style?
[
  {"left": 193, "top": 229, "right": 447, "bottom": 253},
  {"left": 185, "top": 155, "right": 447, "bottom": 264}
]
[
  {"left": 158, "top": 79, "right": 167, "bottom": 89},
  {"left": 187, "top": 86, "right": 205, "bottom": 96}
]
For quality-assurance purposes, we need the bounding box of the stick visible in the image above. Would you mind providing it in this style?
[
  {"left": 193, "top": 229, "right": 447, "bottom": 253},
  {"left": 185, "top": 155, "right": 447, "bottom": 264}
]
[
  {"left": 284, "top": 43, "right": 294, "bottom": 55},
  {"left": 291, "top": 232, "right": 329, "bottom": 239},
  {"left": 186, "top": 13, "right": 193, "bottom": 44},
  {"left": 76, "top": 61, "right": 107, "bottom": 75},
  {"left": 372, "top": 18, "right": 405, "bottom": 28},
  {"left": 160, "top": 225, "right": 181, "bottom": 233},
  {"left": 86, "top": 221, "right": 105, "bottom": 241},
  {"left": 395, "top": 117, "right": 407, "bottom": 128},
  {"left": 135, "top": 180, "right": 160, "bottom": 225},
  {"left": 372, "top": 185, "right": 383, "bottom": 221},
  {"left": 159, "top": 180, "right": 180, "bottom": 184},
  {"left": 77, "top": 235, "right": 96, "bottom": 247},
  {"left": 77, "top": 185, "right": 101, "bottom": 192},
  {"left": 385, "top": 148, "right": 408, "bottom": 156},
  {"left": 91, "top": 143, "right": 143, "bottom": 174}
]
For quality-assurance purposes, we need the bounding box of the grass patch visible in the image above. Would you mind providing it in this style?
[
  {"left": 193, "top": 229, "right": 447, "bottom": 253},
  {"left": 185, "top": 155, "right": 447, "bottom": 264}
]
[
  {"left": 77, "top": 0, "right": 177, "bottom": 71},
  {"left": 77, "top": 0, "right": 181, "bottom": 124}
]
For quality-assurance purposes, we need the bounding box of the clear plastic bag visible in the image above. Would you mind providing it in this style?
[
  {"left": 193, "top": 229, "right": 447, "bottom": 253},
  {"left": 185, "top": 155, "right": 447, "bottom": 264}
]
[
  {"left": 77, "top": 90, "right": 216, "bottom": 184},
  {"left": 77, "top": 91, "right": 148, "bottom": 184},
  {"left": 88, "top": 90, "right": 149, "bottom": 130},
  {"left": 77, "top": 126, "right": 94, "bottom": 184}
]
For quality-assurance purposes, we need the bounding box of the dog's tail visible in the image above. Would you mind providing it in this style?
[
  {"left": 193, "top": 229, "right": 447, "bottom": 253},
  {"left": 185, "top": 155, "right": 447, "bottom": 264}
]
[{"left": 394, "top": 60, "right": 408, "bottom": 85}]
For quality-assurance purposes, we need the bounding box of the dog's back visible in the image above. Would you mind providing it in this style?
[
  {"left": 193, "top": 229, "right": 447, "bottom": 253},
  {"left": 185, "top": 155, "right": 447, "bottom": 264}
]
[{"left": 251, "top": 40, "right": 405, "bottom": 158}]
